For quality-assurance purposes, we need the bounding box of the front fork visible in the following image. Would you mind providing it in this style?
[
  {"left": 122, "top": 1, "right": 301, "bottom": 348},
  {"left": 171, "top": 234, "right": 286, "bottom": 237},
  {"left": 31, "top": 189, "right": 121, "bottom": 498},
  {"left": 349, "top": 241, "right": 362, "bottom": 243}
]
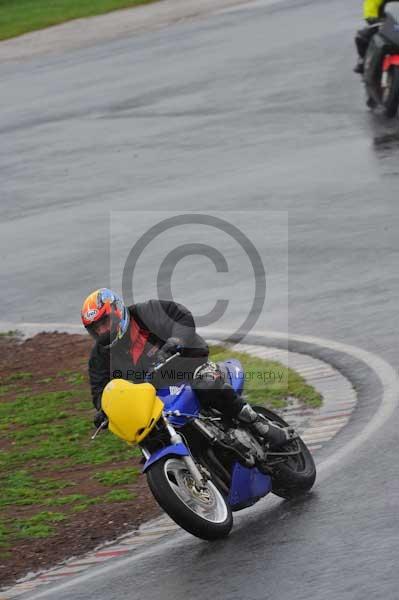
[
  {"left": 166, "top": 422, "right": 206, "bottom": 487},
  {"left": 141, "top": 418, "right": 207, "bottom": 489}
]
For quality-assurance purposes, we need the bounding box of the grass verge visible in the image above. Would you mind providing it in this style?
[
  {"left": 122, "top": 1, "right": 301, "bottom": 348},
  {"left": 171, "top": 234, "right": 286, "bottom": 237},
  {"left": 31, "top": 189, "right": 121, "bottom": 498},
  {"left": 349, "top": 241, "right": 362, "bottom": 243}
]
[
  {"left": 0, "top": 0, "right": 160, "bottom": 42},
  {"left": 211, "top": 345, "right": 322, "bottom": 409}
]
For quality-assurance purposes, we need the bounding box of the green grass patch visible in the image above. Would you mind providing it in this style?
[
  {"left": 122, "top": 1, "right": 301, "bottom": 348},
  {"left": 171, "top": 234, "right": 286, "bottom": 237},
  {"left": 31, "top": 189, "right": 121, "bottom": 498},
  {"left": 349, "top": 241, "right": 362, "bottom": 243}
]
[
  {"left": 71, "top": 498, "right": 98, "bottom": 512},
  {"left": 4, "top": 372, "right": 33, "bottom": 383},
  {"left": 57, "top": 370, "right": 86, "bottom": 385},
  {"left": 0, "top": 390, "right": 75, "bottom": 424},
  {"left": 0, "top": 0, "right": 161, "bottom": 41},
  {"left": 0, "top": 520, "right": 10, "bottom": 548},
  {"left": 93, "top": 467, "right": 140, "bottom": 486},
  {"left": 0, "top": 385, "right": 12, "bottom": 396},
  {"left": 0, "top": 330, "right": 22, "bottom": 338},
  {"left": 15, "top": 512, "right": 67, "bottom": 539},
  {"left": 0, "top": 471, "right": 76, "bottom": 507},
  {"left": 102, "top": 489, "right": 136, "bottom": 503},
  {"left": 43, "top": 494, "right": 88, "bottom": 506},
  {"left": 209, "top": 345, "right": 322, "bottom": 409},
  {"left": 38, "top": 377, "right": 55, "bottom": 384}
]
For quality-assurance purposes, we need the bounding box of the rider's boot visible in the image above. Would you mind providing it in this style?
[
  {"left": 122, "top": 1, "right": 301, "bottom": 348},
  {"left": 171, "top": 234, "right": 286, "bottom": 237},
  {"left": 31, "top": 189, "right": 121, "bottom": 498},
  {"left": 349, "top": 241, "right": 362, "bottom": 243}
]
[
  {"left": 353, "top": 59, "right": 364, "bottom": 74},
  {"left": 237, "top": 404, "right": 295, "bottom": 449}
]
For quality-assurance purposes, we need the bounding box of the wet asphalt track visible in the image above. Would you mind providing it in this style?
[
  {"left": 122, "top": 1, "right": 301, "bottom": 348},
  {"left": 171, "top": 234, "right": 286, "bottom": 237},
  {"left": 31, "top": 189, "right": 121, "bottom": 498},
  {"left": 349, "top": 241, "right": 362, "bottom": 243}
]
[{"left": 2, "top": 0, "right": 399, "bottom": 597}]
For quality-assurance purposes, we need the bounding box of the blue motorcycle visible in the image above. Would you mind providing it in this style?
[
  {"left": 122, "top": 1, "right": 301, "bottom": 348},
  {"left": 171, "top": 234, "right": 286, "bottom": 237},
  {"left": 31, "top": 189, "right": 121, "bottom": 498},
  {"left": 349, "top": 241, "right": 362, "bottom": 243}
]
[{"left": 100, "top": 353, "right": 316, "bottom": 540}]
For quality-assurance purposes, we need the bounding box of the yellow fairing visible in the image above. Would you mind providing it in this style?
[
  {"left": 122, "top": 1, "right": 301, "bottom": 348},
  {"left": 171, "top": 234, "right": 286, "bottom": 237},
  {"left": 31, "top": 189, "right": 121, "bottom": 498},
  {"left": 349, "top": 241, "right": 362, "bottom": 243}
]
[{"left": 101, "top": 379, "right": 164, "bottom": 444}]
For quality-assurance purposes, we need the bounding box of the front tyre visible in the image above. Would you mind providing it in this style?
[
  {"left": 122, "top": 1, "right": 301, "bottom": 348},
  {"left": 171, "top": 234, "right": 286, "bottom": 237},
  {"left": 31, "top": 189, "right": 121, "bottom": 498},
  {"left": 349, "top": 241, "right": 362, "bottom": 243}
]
[
  {"left": 253, "top": 406, "right": 316, "bottom": 500},
  {"left": 382, "top": 66, "right": 399, "bottom": 117},
  {"left": 146, "top": 456, "right": 233, "bottom": 540}
]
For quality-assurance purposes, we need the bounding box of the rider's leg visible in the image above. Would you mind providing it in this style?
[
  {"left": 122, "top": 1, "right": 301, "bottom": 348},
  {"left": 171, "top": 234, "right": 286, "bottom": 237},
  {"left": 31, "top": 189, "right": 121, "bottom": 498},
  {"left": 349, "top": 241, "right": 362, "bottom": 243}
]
[
  {"left": 234, "top": 398, "right": 294, "bottom": 447},
  {"left": 193, "top": 362, "right": 292, "bottom": 448},
  {"left": 193, "top": 362, "right": 243, "bottom": 417},
  {"left": 354, "top": 23, "right": 378, "bottom": 73}
]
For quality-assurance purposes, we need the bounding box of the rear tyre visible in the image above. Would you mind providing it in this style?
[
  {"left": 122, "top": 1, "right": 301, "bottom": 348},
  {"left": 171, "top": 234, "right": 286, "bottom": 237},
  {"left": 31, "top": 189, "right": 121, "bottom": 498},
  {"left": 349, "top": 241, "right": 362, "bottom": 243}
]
[
  {"left": 146, "top": 456, "right": 233, "bottom": 540},
  {"left": 382, "top": 66, "right": 399, "bottom": 117},
  {"left": 252, "top": 406, "right": 316, "bottom": 500}
]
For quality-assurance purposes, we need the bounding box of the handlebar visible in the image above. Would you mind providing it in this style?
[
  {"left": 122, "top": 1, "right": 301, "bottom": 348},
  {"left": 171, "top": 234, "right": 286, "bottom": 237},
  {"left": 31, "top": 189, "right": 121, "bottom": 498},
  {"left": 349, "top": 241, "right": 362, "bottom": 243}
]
[{"left": 91, "top": 419, "right": 108, "bottom": 440}]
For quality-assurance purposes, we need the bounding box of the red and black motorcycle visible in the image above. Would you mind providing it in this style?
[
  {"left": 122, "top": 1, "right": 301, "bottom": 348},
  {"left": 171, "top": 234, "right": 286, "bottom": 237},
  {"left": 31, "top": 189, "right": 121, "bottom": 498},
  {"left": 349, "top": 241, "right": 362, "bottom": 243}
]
[{"left": 364, "top": 12, "right": 399, "bottom": 117}]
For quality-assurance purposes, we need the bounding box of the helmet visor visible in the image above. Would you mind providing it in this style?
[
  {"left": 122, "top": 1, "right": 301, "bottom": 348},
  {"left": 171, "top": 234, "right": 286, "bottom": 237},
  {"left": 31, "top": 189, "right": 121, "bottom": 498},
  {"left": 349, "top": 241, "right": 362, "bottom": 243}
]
[{"left": 86, "top": 313, "right": 117, "bottom": 347}]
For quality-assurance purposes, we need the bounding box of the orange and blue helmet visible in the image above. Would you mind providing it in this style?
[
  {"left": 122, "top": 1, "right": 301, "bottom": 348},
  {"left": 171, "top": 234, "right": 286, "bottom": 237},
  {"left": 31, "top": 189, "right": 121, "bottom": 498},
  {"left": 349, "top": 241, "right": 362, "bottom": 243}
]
[{"left": 81, "top": 288, "right": 129, "bottom": 348}]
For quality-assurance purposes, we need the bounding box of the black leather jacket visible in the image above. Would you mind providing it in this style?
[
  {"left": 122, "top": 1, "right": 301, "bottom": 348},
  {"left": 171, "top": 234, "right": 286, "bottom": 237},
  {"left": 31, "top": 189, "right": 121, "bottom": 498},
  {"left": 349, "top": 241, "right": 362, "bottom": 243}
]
[{"left": 88, "top": 299, "right": 208, "bottom": 409}]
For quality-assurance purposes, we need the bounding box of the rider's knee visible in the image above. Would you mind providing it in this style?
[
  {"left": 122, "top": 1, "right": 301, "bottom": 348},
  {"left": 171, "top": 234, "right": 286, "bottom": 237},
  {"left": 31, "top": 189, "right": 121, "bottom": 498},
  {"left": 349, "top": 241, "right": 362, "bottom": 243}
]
[{"left": 193, "top": 362, "right": 224, "bottom": 391}]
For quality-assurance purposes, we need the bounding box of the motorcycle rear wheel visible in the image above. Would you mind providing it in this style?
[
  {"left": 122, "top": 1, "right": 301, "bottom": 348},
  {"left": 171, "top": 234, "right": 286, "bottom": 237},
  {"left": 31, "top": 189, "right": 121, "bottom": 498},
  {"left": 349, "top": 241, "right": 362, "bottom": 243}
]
[
  {"left": 252, "top": 405, "right": 316, "bottom": 500},
  {"left": 146, "top": 456, "right": 233, "bottom": 540},
  {"left": 382, "top": 66, "right": 399, "bottom": 117}
]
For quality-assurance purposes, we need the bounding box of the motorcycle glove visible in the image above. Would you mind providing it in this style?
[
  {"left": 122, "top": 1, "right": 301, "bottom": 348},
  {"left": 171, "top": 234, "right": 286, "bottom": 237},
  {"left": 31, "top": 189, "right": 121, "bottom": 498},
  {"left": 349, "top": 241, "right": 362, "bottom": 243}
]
[{"left": 155, "top": 337, "right": 184, "bottom": 364}]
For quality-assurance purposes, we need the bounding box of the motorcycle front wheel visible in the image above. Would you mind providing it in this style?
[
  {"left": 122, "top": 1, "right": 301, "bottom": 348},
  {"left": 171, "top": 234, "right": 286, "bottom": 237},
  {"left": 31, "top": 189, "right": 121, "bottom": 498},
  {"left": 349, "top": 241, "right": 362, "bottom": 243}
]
[
  {"left": 253, "top": 406, "right": 316, "bottom": 500},
  {"left": 146, "top": 456, "right": 233, "bottom": 540}
]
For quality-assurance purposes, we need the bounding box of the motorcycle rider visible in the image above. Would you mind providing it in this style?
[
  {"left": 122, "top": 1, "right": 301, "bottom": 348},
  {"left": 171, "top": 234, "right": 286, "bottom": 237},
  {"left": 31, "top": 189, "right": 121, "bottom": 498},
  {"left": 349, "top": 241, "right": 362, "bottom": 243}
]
[
  {"left": 354, "top": 0, "right": 399, "bottom": 73},
  {"left": 81, "top": 288, "right": 291, "bottom": 448}
]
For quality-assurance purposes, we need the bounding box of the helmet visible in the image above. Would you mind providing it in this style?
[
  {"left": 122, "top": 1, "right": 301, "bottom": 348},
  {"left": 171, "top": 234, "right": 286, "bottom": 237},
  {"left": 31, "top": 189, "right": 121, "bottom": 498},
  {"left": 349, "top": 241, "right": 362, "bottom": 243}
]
[{"left": 81, "top": 288, "right": 130, "bottom": 348}]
